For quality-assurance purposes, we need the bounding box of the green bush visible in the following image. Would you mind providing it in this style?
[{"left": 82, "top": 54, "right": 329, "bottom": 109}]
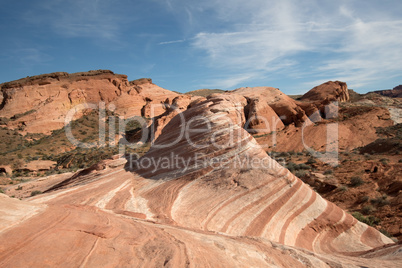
[
  {"left": 30, "top": 190, "right": 42, "bottom": 197},
  {"left": 350, "top": 176, "right": 364, "bottom": 187},
  {"left": 351, "top": 212, "right": 381, "bottom": 226},
  {"left": 324, "top": 170, "right": 333, "bottom": 175},
  {"left": 379, "top": 229, "right": 391, "bottom": 238},
  {"left": 294, "top": 170, "right": 308, "bottom": 178},
  {"left": 380, "top": 158, "right": 389, "bottom": 165},
  {"left": 287, "top": 162, "right": 311, "bottom": 172},
  {"left": 306, "top": 157, "right": 316, "bottom": 165},
  {"left": 359, "top": 196, "right": 369, "bottom": 203},
  {"left": 362, "top": 205, "right": 375, "bottom": 215},
  {"left": 370, "top": 195, "right": 390, "bottom": 207}
]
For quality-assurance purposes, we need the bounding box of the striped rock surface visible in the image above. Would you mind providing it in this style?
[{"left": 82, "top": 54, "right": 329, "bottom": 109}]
[{"left": 0, "top": 95, "right": 400, "bottom": 267}]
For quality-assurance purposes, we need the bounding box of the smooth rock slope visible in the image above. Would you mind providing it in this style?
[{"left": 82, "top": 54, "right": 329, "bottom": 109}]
[{"left": 0, "top": 94, "right": 400, "bottom": 267}]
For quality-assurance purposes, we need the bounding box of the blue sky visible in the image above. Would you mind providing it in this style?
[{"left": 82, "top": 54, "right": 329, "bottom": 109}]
[{"left": 0, "top": 0, "right": 401, "bottom": 94}]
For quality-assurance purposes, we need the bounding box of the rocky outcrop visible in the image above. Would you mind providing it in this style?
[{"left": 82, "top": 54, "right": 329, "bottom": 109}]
[
  {"left": 132, "top": 95, "right": 392, "bottom": 253},
  {"left": 0, "top": 165, "right": 12, "bottom": 176},
  {"left": 147, "top": 95, "right": 195, "bottom": 142},
  {"left": 371, "top": 86, "right": 402, "bottom": 98},
  {"left": 244, "top": 97, "right": 285, "bottom": 134},
  {"left": 20, "top": 160, "right": 57, "bottom": 172},
  {"left": 232, "top": 87, "right": 311, "bottom": 127},
  {"left": 0, "top": 94, "right": 399, "bottom": 267},
  {"left": 0, "top": 70, "right": 178, "bottom": 134},
  {"left": 129, "top": 78, "right": 153, "bottom": 86},
  {"left": 301, "top": 81, "right": 349, "bottom": 102}
]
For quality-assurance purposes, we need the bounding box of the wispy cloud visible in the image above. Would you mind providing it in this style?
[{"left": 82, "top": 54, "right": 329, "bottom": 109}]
[
  {"left": 24, "top": 0, "right": 127, "bottom": 41},
  {"left": 3, "top": 47, "right": 52, "bottom": 67},
  {"left": 159, "top": 39, "right": 186, "bottom": 45},
  {"left": 200, "top": 73, "right": 260, "bottom": 89},
  {"left": 165, "top": 0, "right": 402, "bottom": 91}
]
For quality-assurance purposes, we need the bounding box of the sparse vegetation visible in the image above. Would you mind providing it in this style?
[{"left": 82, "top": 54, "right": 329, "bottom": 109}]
[
  {"left": 351, "top": 212, "right": 381, "bottom": 226},
  {"left": 323, "top": 170, "right": 333, "bottom": 175},
  {"left": 370, "top": 195, "right": 390, "bottom": 207},
  {"left": 30, "top": 190, "right": 42, "bottom": 197},
  {"left": 379, "top": 158, "right": 389, "bottom": 165},
  {"left": 339, "top": 186, "right": 348, "bottom": 192},
  {"left": 350, "top": 176, "right": 364, "bottom": 187},
  {"left": 294, "top": 170, "right": 309, "bottom": 178},
  {"left": 379, "top": 229, "right": 391, "bottom": 238},
  {"left": 362, "top": 205, "right": 375, "bottom": 215},
  {"left": 358, "top": 196, "right": 369, "bottom": 203},
  {"left": 306, "top": 157, "right": 316, "bottom": 165}
]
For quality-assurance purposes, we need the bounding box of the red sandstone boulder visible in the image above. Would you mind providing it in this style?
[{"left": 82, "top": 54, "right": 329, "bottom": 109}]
[
  {"left": 301, "top": 81, "right": 349, "bottom": 102},
  {"left": 232, "top": 87, "right": 311, "bottom": 127},
  {"left": 244, "top": 97, "right": 285, "bottom": 134}
]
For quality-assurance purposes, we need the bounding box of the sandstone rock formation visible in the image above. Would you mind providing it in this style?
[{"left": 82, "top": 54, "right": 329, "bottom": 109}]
[
  {"left": 147, "top": 94, "right": 196, "bottom": 142},
  {"left": 301, "top": 81, "right": 350, "bottom": 102},
  {"left": 0, "top": 70, "right": 178, "bottom": 134},
  {"left": 244, "top": 97, "right": 285, "bottom": 134},
  {"left": 20, "top": 160, "right": 57, "bottom": 172},
  {"left": 0, "top": 94, "right": 400, "bottom": 267},
  {"left": 232, "top": 87, "right": 311, "bottom": 127},
  {"left": 0, "top": 166, "right": 12, "bottom": 176}
]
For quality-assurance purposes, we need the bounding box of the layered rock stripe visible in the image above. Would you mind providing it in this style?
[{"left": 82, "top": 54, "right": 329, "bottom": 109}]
[{"left": 1, "top": 95, "right": 399, "bottom": 267}]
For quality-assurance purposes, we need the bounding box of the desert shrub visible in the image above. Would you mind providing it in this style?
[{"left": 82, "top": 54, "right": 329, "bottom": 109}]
[
  {"left": 339, "top": 186, "right": 348, "bottom": 192},
  {"left": 324, "top": 170, "right": 333, "bottom": 175},
  {"left": 362, "top": 205, "right": 375, "bottom": 215},
  {"left": 297, "top": 163, "right": 312, "bottom": 170},
  {"left": 306, "top": 157, "right": 316, "bottom": 165},
  {"left": 399, "top": 159, "right": 402, "bottom": 163},
  {"left": 380, "top": 158, "right": 389, "bottom": 165},
  {"left": 364, "top": 153, "right": 373, "bottom": 160},
  {"left": 351, "top": 212, "right": 381, "bottom": 226},
  {"left": 16, "top": 185, "right": 23, "bottom": 191},
  {"left": 0, "top": 188, "right": 4, "bottom": 194},
  {"left": 370, "top": 195, "right": 390, "bottom": 207},
  {"left": 287, "top": 162, "right": 311, "bottom": 172},
  {"left": 286, "top": 162, "right": 297, "bottom": 171},
  {"left": 294, "top": 170, "right": 308, "bottom": 178},
  {"left": 350, "top": 176, "right": 364, "bottom": 187},
  {"left": 379, "top": 229, "right": 391, "bottom": 238},
  {"left": 30, "top": 190, "right": 42, "bottom": 197},
  {"left": 359, "top": 196, "right": 369, "bottom": 203}
]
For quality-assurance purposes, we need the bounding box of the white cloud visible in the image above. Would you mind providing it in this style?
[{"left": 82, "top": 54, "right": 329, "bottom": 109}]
[
  {"left": 165, "top": 0, "right": 402, "bottom": 90},
  {"left": 159, "top": 39, "right": 186, "bottom": 45},
  {"left": 201, "top": 73, "right": 260, "bottom": 89}
]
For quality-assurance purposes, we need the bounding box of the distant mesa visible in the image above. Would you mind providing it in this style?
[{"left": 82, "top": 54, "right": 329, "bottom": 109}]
[{"left": 371, "top": 85, "right": 402, "bottom": 98}]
